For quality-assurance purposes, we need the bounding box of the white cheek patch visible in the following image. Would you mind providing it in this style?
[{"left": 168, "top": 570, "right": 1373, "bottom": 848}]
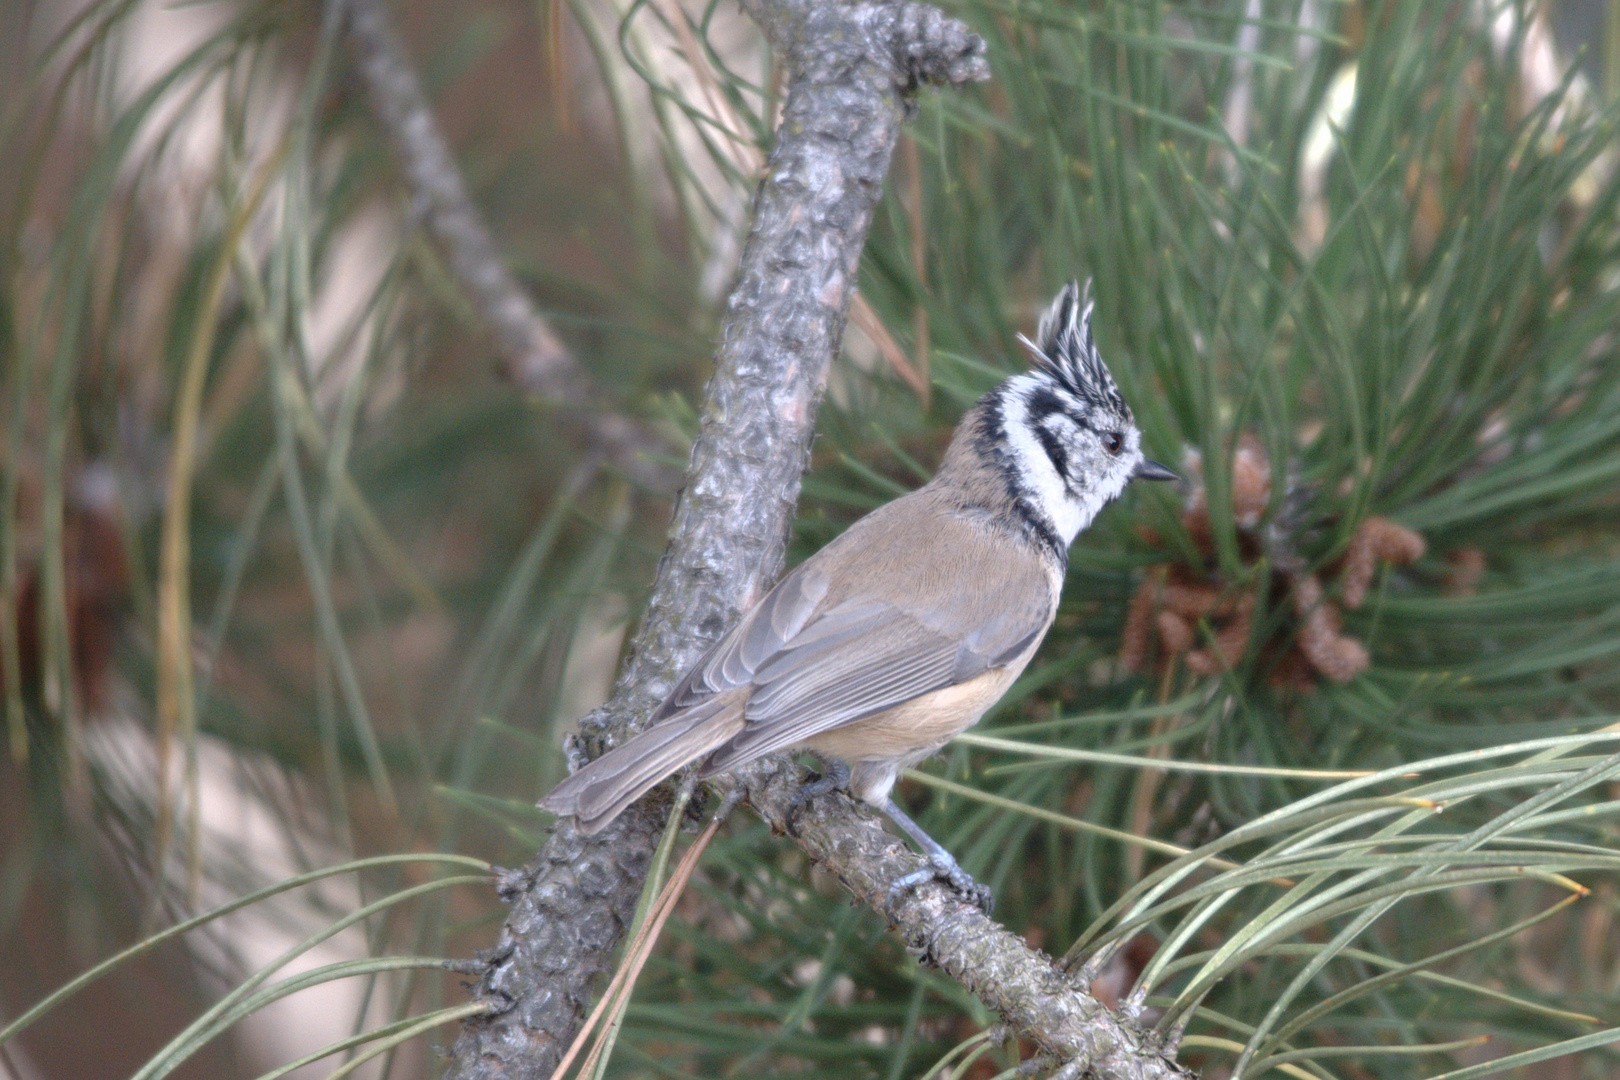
[
  {"left": 1093, "top": 470, "right": 1129, "bottom": 515},
  {"left": 1001, "top": 380, "right": 1087, "bottom": 544},
  {"left": 1072, "top": 482, "right": 1111, "bottom": 539}
]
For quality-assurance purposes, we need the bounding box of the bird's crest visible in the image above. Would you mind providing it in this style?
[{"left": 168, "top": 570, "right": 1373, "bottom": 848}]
[{"left": 1019, "top": 280, "right": 1128, "bottom": 417}]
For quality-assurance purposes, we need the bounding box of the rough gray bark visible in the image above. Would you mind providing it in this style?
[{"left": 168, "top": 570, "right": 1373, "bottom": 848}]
[
  {"left": 442, "top": 2, "right": 1191, "bottom": 1078},
  {"left": 338, "top": 0, "right": 669, "bottom": 487}
]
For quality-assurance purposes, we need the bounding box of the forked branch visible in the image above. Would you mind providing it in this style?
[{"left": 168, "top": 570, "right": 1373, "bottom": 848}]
[{"left": 442, "top": 2, "right": 1187, "bottom": 1077}]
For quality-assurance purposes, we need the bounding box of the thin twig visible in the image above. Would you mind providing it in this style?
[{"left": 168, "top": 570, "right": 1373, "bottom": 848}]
[
  {"left": 336, "top": 0, "right": 673, "bottom": 488},
  {"left": 338, "top": 0, "right": 574, "bottom": 392},
  {"left": 850, "top": 291, "right": 929, "bottom": 400}
]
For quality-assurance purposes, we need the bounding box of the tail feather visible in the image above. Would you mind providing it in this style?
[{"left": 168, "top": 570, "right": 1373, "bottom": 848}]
[{"left": 540, "top": 695, "right": 745, "bottom": 833}]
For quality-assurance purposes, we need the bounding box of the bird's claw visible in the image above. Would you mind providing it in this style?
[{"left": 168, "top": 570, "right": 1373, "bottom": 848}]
[
  {"left": 786, "top": 759, "right": 849, "bottom": 837},
  {"left": 885, "top": 853, "right": 995, "bottom": 918}
]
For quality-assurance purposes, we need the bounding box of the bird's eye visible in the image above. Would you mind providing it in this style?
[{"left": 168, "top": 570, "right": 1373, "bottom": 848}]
[{"left": 1104, "top": 431, "right": 1124, "bottom": 455}]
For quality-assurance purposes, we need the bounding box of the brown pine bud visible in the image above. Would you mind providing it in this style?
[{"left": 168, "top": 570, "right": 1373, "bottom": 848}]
[
  {"left": 1341, "top": 516, "right": 1426, "bottom": 609},
  {"left": 1162, "top": 583, "right": 1222, "bottom": 619},
  {"left": 1119, "top": 577, "right": 1160, "bottom": 673},
  {"left": 1185, "top": 590, "right": 1255, "bottom": 676},
  {"left": 1230, "top": 435, "right": 1272, "bottom": 529},
  {"left": 1292, "top": 573, "right": 1369, "bottom": 682},
  {"left": 1156, "top": 610, "right": 1196, "bottom": 655},
  {"left": 1444, "top": 547, "right": 1487, "bottom": 597},
  {"left": 1365, "top": 516, "right": 1425, "bottom": 564}
]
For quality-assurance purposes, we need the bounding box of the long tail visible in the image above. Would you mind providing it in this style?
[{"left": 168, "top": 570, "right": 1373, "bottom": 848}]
[{"left": 540, "top": 695, "right": 745, "bottom": 833}]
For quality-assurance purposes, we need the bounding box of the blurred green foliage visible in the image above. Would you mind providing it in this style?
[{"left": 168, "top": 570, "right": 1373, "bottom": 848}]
[{"left": 3, "top": 0, "right": 1620, "bottom": 1078}]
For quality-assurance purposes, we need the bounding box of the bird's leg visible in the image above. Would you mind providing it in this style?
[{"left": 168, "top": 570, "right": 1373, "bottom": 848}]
[
  {"left": 881, "top": 798, "right": 994, "bottom": 917},
  {"left": 786, "top": 756, "right": 850, "bottom": 835}
]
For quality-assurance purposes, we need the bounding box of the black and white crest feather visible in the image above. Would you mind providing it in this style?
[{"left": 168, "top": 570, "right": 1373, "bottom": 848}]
[{"left": 1019, "top": 280, "right": 1129, "bottom": 418}]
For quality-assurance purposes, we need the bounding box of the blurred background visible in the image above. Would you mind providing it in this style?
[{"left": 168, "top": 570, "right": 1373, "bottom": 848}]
[{"left": 3, "top": 0, "right": 1620, "bottom": 1078}]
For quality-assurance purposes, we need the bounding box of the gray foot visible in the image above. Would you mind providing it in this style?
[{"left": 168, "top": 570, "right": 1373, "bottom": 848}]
[
  {"left": 880, "top": 797, "right": 994, "bottom": 917},
  {"left": 885, "top": 852, "right": 994, "bottom": 917},
  {"left": 786, "top": 757, "right": 850, "bottom": 835}
]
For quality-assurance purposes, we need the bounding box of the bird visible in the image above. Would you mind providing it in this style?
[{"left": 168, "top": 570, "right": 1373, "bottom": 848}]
[{"left": 542, "top": 280, "right": 1176, "bottom": 912}]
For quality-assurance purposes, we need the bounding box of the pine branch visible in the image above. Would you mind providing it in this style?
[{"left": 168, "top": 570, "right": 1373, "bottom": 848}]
[
  {"left": 443, "top": 2, "right": 1186, "bottom": 1078},
  {"left": 744, "top": 762, "right": 1193, "bottom": 1079},
  {"left": 336, "top": 0, "right": 671, "bottom": 488}
]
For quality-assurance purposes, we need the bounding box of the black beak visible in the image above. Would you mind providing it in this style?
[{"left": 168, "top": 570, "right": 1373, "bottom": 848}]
[{"left": 1132, "top": 458, "right": 1178, "bottom": 482}]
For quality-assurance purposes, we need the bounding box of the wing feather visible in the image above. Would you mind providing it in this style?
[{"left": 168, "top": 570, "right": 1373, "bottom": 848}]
[
  {"left": 702, "top": 614, "right": 1009, "bottom": 773},
  {"left": 649, "top": 560, "right": 830, "bottom": 721}
]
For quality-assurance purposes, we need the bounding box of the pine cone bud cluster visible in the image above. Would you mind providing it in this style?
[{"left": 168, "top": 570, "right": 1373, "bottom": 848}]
[{"left": 1120, "top": 435, "right": 1427, "bottom": 687}]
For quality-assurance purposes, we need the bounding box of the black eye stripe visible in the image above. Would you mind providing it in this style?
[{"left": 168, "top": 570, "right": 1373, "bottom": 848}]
[
  {"left": 1025, "top": 385, "right": 1094, "bottom": 433},
  {"left": 1025, "top": 385, "right": 1064, "bottom": 415},
  {"left": 1026, "top": 386, "right": 1075, "bottom": 424},
  {"left": 1032, "top": 423, "right": 1070, "bottom": 479}
]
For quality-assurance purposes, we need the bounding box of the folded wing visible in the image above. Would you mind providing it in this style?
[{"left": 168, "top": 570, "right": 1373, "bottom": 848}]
[{"left": 698, "top": 581, "right": 1050, "bottom": 773}]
